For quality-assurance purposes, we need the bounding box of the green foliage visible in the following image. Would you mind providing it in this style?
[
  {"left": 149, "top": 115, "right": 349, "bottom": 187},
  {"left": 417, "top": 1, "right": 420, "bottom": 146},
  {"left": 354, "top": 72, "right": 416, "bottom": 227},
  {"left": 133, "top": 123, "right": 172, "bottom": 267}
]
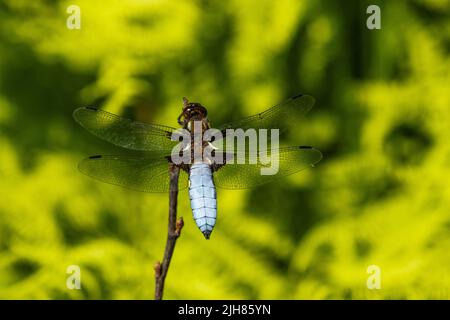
[{"left": 0, "top": 0, "right": 449, "bottom": 299}]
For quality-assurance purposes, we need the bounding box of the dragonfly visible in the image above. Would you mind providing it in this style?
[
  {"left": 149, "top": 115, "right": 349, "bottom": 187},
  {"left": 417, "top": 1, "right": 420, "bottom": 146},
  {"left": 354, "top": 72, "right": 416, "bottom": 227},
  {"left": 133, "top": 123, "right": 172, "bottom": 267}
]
[{"left": 73, "top": 94, "right": 322, "bottom": 239}]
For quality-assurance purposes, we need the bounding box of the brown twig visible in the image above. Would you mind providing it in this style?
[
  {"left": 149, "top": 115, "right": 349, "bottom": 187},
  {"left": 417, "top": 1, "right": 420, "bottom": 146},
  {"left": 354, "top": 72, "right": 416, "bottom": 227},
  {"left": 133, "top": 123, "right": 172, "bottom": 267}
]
[{"left": 154, "top": 164, "right": 184, "bottom": 300}]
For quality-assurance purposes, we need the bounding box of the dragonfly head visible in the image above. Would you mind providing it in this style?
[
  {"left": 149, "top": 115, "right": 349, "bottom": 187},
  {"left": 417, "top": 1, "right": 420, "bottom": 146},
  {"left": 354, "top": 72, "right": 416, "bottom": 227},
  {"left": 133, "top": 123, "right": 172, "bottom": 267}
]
[{"left": 178, "top": 97, "right": 208, "bottom": 126}]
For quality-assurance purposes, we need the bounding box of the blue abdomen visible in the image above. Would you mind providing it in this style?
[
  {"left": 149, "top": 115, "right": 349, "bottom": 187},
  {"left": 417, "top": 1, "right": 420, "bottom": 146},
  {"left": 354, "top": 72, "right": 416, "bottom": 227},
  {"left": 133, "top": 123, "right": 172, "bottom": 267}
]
[{"left": 189, "top": 163, "right": 217, "bottom": 239}]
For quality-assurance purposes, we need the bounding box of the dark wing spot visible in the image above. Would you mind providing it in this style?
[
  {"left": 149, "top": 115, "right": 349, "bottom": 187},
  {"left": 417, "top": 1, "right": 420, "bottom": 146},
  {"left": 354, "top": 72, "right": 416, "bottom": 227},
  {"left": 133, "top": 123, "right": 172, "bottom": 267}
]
[
  {"left": 299, "top": 145, "right": 313, "bottom": 149},
  {"left": 89, "top": 155, "right": 102, "bottom": 159},
  {"left": 86, "top": 106, "right": 98, "bottom": 111}
]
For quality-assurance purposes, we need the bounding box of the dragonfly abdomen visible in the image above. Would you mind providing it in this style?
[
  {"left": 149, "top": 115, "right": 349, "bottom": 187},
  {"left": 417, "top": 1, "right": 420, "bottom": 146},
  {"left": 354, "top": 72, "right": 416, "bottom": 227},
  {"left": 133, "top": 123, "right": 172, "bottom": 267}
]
[{"left": 188, "top": 163, "right": 217, "bottom": 239}]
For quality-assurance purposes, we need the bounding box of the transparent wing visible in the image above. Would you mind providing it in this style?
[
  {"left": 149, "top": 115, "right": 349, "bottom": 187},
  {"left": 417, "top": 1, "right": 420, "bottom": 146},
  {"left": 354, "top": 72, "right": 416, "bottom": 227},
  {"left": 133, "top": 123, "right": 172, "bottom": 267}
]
[
  {"left": 216, "top": 94, "right": 315, "bottom": 134},
  {"left": 212, "top": 146, "right": 322, "bottom": 189},
  {"left": 78, "top": 155, "right": 188, "bottom": 192},
  {"left": 73, "top": 107, "right": 179, "bottom": 152}
]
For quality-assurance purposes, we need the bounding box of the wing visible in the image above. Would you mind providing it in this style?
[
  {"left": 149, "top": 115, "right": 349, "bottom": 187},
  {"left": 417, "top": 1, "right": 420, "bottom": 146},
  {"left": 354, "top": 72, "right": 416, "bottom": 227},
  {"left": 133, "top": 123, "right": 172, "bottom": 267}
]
[
  {"left": 78, "top": 155, "right": 188, "bottom": 192},
  {"left": 212, "top": 146, "right": 322, "bottom": 189},
  {"left": 73, "top": 107, "right": 179, "bottom": 152},
  {"left": 216, "top": 94, "right": 315, "bottom": 134}
]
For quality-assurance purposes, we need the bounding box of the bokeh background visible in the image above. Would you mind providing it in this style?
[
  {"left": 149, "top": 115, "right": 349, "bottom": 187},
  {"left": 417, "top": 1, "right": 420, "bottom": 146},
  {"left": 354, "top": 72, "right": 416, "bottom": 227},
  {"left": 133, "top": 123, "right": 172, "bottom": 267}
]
[{"left": 0, "top": 0, "right": 449, "bottom": 299}]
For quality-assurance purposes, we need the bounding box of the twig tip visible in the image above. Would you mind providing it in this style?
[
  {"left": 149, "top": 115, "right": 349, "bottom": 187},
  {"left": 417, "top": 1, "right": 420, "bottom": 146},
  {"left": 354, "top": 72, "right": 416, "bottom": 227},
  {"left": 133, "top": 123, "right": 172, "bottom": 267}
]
[{"left": 182, "top": 97, "right": 189, "bottom": 109}]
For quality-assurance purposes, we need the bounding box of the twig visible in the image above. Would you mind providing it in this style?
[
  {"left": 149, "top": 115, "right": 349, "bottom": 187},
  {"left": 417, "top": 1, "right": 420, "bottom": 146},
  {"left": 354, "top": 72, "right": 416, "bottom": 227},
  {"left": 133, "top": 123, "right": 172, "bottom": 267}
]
[{"left": 154, "top": 164, "right": 184, "bottom": 300}]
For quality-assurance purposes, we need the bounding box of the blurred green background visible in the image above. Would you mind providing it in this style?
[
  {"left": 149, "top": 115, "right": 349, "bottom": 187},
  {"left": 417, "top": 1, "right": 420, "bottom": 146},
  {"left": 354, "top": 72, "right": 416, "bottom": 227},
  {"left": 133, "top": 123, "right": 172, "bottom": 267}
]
[{"left": 0, "top": 0, "right": 449, "bottom": 299}]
